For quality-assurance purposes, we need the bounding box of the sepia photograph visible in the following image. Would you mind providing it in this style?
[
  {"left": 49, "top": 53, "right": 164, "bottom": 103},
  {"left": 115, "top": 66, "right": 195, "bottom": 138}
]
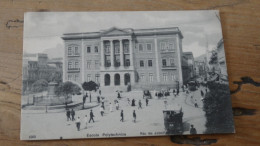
[{"left": 21, "top": 11, "right": 235, "bottom": 140}]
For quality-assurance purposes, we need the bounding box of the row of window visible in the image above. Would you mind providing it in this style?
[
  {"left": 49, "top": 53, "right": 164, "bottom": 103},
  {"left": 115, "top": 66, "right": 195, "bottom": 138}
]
[
  {"left": 138, "top": 43, "right": 152, "bottom": 52},
  {"left": 68, "top": 46, "right": 80, "bottom": 56},
  {"left": 68, "top": 61, "right": 80, "bottom": 69},
  {"left": 139, "top": 60, "right": 153, "bottom": 67},
  {"left": 86, "top": 60, "right": 100, "bottom": 69},
  {"left": 104, "top": 43, "right": 130, "bottom": 54},
  {"left": 161, "top": 42, "right": 175, "bottom": 51},
  {"left": 139, "top": 73, "right": 176, "bottom": 82},
  {"left": 87, "top": 46, "right": 99, "bottom": 53},
  {"left": 68, "top": 74, "right": 80, "bottom": 82}
]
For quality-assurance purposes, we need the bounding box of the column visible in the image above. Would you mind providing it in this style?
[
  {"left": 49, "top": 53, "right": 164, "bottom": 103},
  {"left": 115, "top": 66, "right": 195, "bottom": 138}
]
[
  {"left": 119, "top": 39, "right": 124, "bottom": 67},
  {"left": 100, "top": 40, "right": 104, "bottom": 69},
  {"left": 129, "top": 39, "right": 134, "bottom": 67},
  {"left": 120, "top": 72, "right": 125, "bottom": 86},
  {"left": 110, "top": 40, "right": 114, "bottom": 67},
  {"left": 110, "top": 73, "right": 114, "bottom": 86}
]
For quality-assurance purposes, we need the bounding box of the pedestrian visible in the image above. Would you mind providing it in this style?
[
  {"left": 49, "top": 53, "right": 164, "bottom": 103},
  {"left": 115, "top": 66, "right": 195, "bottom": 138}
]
[
  {"left": 101, "top": 98, "right": 105, "bottom": 110},
  {"left": 200, "top": 90, "right": 204, "bottom": 97},
  {"left": 194, "top": 103, "right": 198, "bottom": 108},
  {"left": 100, "top": 106, "right": 104, "bottom": 116},
  {"left": 89, "top": 109, "right": 95, "bottom": 123},
  {"left": 190, "top": 125, "right": 197, "bottom": 134},
  {"left": 117, "top": 92, "right": 121, "bottom": 99},
  {"left": 120, "top": 110, "right": 124, "bottom": 122},
  {"left": 131, "top": 99, "right": 136, "bottom": 106},
  {"left": 177, "top": 88, "right": 179, "bottom": 96},
  {"left": 75, "top": 116, "right": 81, "bottom": 131},
  {"left": 99, "top": 89, "right": 101, "bottom": 95},
  {"left": 71, "top": 109, "right": 75, "bottom": 121},
  {"left": 133, "top": 110, "right": 136, "bottom": 123},
  {"left": 109, "top": 103, "right": 113, "bottom": 112},
  {"left": 97, "top": 96, "right": 100, "bottom": 103},
  {"left": 146, "top": 98, "right": 149, "bottom": 106},
  {"left": 89, "top": 93, "right": 92, "bottom": 103},
  {"left": 138, "top": 100, "right": 142, "bottom": 109},
  {"left": 66, "top": 109, "right": 71, "bottom": 121},
  {"left": 174, "top": 89, "right": 177, "bottom": 97},
  {"left": 83, "top": 115, "right": 88, "bottom": 129},
  {"left": 127, "top": 98, "right": 131, "bottom": 105},
  {"left": 116, "top": 101, "right": 119, "bottom": 110}
]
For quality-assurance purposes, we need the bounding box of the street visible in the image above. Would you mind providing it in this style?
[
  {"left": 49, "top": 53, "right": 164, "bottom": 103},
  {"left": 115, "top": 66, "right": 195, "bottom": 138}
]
[{"left": 21, "top": 86, "right": 208, "bottom": 140}]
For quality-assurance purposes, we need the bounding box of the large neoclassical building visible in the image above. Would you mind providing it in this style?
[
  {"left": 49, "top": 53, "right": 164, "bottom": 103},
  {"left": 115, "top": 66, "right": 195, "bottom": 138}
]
[{"left": 62, "top": 27, "right": 184, "bottom": 90}]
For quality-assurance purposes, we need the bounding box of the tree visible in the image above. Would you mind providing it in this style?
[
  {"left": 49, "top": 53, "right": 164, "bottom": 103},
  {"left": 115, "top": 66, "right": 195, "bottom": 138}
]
[
  {"left": 209, "top": 50, "right": 218, "bottom": 65},
  {"left": 55, "top": 81, "right": 81, "bottom": 108},
  {"left": 31, "top": 79, "right": 48, "bottom": 93},
  {"left": 203, "top": 81, "right": 234, "bottom": 133},
  {"left": 82, "top": 81, "right": 98, "bottom": 103}
]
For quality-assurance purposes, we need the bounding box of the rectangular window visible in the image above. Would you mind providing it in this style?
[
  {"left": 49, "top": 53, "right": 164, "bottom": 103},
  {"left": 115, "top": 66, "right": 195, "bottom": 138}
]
[
  {"left": 75, "top": 74, "right": 79, "bottom": 82},
  {"left": 148, "top": 60, "right": 153, "bottom": 67},
  {"left": 68, "top": 62, "right": 73, "bottom": 69},
  {"left": 94, "top": 46, "right": 98, "bottom": 53},
  {"left": 171, "top": 74, "right": 175, "bottom": 81},
  {"left": 68, "top": 75, "right": 72, "bottom": 81},
  {"left": 163, "top": 73, "right": 167, "bottom": 82},
  {"left": 68, "top": 47, "right": 72, "bottom": 56},
  {"left": 105, "top": 44, "right": 110, "bottom": 54},
  {"left": 114, "top": 44, "right": 120, "bottom": 54},
  {"left": 170, "top": 59, "right": 174, "bottom": 66},
  {"left": 87, "top": 61, "right": 91, "bottom": 69},
  {"left": 147, "top": 44, "right": 152, "bottom": 51},
  {"left": 123, "top": 43, "right": 129, "bottom": 53},
  {"left": 87, "top": 74, "right": 91, "bottom": 82},
  {"left": 95, "top": 74, "right": 100, "bottom": 83},
  {"left": 140, "top": 60, "right": 144, "bottom": 67},
  {"left": 149, "top": 73, "right": 154, "bottom": 82},
  {"left": 105, "top": 56, "right": 111, "bottom": 67},
  {"left": 95, "top": 60, "right": 99, "bottom": 69},
  {"left": 139, "top": 44, "right": 143, "bottom": 52},
  {"left": 169, "top": 43, "right": 174, "bottom": 50},
  {"left": 87, "top": 46, "right": 91, "bottom": 53},
  {"left": 75, "top": 61, "right": 79, "bottom": 68},
  {"left": 162, "top": 59, "right": 167, "bottom": 67},
  {"left": 161, "top": 42, "right": 166, "bottom": 50},
  {"left": 75, "top": 47, "right": 79, "bottom": 55},
  {"left": 140, "top": 73, "right": 145, "bottom": 81}
]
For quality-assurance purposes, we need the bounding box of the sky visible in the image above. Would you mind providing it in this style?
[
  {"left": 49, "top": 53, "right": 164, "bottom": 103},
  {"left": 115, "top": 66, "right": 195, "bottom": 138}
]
[{"left": 23, "top": 11, "right": 223, "bottom": 58}]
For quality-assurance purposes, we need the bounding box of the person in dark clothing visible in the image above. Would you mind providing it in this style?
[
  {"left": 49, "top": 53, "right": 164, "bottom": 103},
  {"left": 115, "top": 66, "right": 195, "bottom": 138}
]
[
  {"left": 75, "top": 117, "right": 81, "bottom": 131},
  {"left": 71, "top": 109, "right": 75, "bottom": 121},
  {"left": 177, "top": 88, "right": 179, "bottom": 96},
  {"left": 194, "top": 103, "right": 198, "bottom": 108},
  {"left": 120, "top": 110, "right": 124, "bottom": 122},
  {"left": 117, "top": 92, "right": 121, "bottom": 99},
  {"left": 97, "top": 96, "right": 100, "bottom": 103},
  {"left": 131, "top": 99, "right": 136, "bottom": 106},
  {"left": 190, "top": 125, "right": 197, "bottom": 134},
  {"left": 133, "top": 110, "right": 136, "bottom": 123},
  {"left": 89, "top": 110, "right": 95, "bottom": 123},
  {"left": 201, "top": 90, "right": 204, "bottom": 97},
  {"left": 89, "top": 93, "right": 92, "bottom": 103},
  {"left": 146, "top": 98, "right": 149, "bottom": 106},
  {"left": 66, "top": 109, "right": 71, "bottom": 121},
  {"left": 99, "top": 89, "right": 101, "bottom": 95},
  {"left": 138, "top": 100, "right": 142, "bottom": 109}
]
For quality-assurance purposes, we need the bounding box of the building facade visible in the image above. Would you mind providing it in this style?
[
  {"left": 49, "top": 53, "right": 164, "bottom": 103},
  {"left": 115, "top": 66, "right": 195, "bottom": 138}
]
[
  {"left": 183, "top": 52, "right": 195, "bottom": 79},
  {"left": 22, "top": 53, "right": 63, "bottom": 93},
  {"left": 62, "top": 27, "right": 184, "bottom": 90},
  {"left": 216, "top": 38, "right": 228, "bottom": 81}
]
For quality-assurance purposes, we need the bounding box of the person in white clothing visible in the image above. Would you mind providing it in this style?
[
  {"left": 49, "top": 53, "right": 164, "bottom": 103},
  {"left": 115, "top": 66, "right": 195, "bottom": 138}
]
[
  {"left": 83, "top": 115, "right": 88, "bottom": 129},
  {"left": 109, "top": 103, "right": 113, "bottom": 112}
]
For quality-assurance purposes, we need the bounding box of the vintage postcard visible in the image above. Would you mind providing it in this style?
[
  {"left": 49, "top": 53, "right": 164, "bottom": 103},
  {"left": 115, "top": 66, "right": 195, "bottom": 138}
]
[{"left": 21, "top": 11, "right": 235, "bottom": 140}]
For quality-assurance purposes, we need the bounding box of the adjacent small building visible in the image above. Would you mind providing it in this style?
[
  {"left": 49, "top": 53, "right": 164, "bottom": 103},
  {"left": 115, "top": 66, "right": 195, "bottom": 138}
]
[
  {"left": 183, "top": 52, "right": 195, "bottom": 79},
  {"left": 22, "top": 53, "right": 63, "bottom": 93}
]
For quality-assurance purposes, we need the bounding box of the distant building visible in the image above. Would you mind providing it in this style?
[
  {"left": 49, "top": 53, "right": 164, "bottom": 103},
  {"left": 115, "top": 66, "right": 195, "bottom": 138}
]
[
  {"left": 216, "top": 38, "right": 228, "bottom": 81},
  {"left": 62, "top": 27, "right": 184, "bottom": 90},
  {"left": 22, "top": 53, "right": 63, "bottom": 93},
  {"left": 183, "top": 52, "right": 195, "bottom": 78},
  {"left": 182, "top": 55, "right": 190, "bottom": 84}
]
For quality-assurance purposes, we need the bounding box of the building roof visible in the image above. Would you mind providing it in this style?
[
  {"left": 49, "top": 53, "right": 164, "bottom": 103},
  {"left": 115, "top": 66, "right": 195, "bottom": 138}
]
[{"left": 62, "top": 27, "right": 183, "bottom": 40}]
